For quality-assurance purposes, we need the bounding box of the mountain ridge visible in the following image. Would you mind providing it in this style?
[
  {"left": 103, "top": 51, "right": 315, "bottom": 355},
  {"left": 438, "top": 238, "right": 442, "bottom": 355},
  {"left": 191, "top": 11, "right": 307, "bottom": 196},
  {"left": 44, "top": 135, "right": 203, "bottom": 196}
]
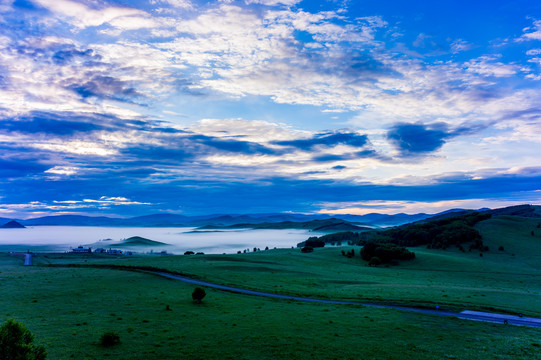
[{"left": 4, "top": 204, "right": 539, "bottom": 229}]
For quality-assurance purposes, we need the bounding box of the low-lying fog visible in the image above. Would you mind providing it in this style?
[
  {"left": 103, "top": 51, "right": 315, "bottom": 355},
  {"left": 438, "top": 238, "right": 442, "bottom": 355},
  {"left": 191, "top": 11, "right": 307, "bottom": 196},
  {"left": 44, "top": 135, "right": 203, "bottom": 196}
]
[{"left": 0, "top": 226, "right": 324, "bottom": 254}]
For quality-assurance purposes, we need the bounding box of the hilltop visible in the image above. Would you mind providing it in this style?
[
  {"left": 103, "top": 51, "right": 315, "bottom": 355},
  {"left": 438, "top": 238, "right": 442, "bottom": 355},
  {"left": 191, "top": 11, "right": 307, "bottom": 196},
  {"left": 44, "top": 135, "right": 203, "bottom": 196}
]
[
  {"left": 0, "top": 220, "right": 25, "bottom": 228},
  {"left": 88, "top": 236, "right": 170, "bottom": 249}
]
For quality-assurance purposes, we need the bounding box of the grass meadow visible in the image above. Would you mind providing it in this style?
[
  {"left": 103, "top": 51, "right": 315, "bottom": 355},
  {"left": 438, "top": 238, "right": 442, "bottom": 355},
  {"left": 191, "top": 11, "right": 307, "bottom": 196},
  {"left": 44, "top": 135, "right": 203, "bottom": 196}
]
[{"left": 1, "top": 215, "right": 541, "bottom": 359}]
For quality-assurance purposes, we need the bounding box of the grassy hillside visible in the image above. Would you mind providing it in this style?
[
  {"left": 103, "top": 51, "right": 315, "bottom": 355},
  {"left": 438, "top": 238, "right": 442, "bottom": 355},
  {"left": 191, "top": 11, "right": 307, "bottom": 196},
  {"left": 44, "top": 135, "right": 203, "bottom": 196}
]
[
  {"left": 475, "top": 216, "right": 541, "bottom": 270},
  {"left": 32, "top": 214, "right": 541, "bottom": 317},
  {"left": 2, "top": 214, "right": 541, "bottom": 359},
  {"left": 1, "top": 252, "right": 540, "bottom": 360}
]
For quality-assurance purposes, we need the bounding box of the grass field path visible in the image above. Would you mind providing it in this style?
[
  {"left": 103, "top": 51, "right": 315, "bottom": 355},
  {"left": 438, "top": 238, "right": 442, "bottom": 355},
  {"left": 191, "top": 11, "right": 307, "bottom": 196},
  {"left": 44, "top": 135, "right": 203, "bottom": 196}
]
[{"left": 150, "top": 270, "right": 541, "bottom": 328}]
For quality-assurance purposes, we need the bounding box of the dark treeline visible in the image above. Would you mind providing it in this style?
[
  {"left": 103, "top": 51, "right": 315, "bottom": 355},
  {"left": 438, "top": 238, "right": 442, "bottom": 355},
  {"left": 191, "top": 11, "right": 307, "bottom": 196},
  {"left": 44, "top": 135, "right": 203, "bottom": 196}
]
[
  {"left": 300, "top": 212, "right": 492, "bottom": 252},
  {"left": 298, "top": 232, "right": 364, "bottom": 248}
]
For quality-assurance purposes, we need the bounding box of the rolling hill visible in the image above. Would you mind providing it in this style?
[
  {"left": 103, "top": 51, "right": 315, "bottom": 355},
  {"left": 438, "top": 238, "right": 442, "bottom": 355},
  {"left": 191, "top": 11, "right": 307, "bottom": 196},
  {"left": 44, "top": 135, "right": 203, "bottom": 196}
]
[{"left": 88, "top": 236, "right": 170, "bottom": 249}]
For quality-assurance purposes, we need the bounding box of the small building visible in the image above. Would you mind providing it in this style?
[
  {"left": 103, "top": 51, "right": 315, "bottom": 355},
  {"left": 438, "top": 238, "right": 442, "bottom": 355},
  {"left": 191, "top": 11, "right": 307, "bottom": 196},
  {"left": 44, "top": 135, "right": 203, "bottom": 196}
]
[
  {"left": 72, "top": 246, "right": 91, "bottom": 253},
  {"left": 94, "top": 248, "right": 107, "bottom": 253},
  {"left": 107, "top": 249, "right": 123, "bottom": 255}
]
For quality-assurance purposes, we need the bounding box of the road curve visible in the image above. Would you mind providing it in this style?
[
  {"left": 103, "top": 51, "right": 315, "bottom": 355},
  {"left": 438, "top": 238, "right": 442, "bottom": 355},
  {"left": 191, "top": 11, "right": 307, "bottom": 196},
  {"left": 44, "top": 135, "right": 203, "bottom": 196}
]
[{"left": 151, "top": 271, "right": 541, "bottom": 328}]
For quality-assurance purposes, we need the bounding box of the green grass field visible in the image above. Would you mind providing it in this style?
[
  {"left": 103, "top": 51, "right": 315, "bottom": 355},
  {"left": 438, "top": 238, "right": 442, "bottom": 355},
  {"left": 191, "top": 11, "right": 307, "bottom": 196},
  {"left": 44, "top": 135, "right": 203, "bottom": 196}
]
[{"left": 1, "top": 215, "right": 541, "bottom": 359}]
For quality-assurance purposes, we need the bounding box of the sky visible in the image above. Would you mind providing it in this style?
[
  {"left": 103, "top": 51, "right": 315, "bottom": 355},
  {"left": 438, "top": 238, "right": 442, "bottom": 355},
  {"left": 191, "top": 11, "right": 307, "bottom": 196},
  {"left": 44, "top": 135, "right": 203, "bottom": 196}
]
[{"left": 0, "top": 0, "right": 540, "bottom": 218}]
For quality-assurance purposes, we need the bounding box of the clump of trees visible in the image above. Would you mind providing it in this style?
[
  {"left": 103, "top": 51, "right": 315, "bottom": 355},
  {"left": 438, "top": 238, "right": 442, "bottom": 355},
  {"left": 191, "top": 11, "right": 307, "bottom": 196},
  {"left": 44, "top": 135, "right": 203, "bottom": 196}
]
[
  {"left": 297, "top": 237, "right": 326, "bottom": 248},
  {"left": 360, "top": 242, "right": 415, "bottom": 264},
  {"left": 301, "top": 246, "right": 314, "bottom": 253},
  {"left": 0, "top": 318, "right": 47, "bottom": 359}
]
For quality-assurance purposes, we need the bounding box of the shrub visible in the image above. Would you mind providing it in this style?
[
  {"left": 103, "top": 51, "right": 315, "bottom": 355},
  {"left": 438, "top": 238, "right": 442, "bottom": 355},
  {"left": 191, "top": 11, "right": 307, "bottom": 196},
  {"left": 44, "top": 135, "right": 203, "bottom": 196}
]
[
  {"left": 368, "top": 257, "right": 381, "bottom": 267},
  {"left": 0, "top": 318, "right": 47, "bottom": 359},
  {"left": 498, "top": 246, "right": 504, "bottom": 251},
  {"left": 192, "top": 287, "right": 206, "bottom": 303},
  {"left": 184, "top": 251, "right": 194, "bottom": 255},
  {"left": 301, "top": 246, "right": 314, "bottom": 253},
  {"left": 99, "top": 331, "right": 121, "bottom": 347}
]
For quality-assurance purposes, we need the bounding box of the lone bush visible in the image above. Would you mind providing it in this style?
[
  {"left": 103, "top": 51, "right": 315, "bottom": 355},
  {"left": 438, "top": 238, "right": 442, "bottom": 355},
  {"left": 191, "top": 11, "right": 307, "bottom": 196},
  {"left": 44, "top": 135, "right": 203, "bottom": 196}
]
[
  {"left": 0, "top": 318, "right": 47, "bottom": 359},
  {"left": 99, "top": 331, "right": 121, "bottom": 347},
  {"left": 368, "top": 256, "right": 381, "bottom": 267},
  {"left": 192, "top": 287, "right": 206, "bottom": 303}
]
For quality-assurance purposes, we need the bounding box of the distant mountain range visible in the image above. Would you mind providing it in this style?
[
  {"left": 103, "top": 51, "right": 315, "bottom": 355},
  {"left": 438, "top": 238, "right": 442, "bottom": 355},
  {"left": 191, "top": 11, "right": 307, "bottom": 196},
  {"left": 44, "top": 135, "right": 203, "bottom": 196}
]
[
  {"left": 1, "top": 204, "right": 539, "bottom": 229},
  {"left": 198, "top": 218, "right": 372, "bottom": 232}
]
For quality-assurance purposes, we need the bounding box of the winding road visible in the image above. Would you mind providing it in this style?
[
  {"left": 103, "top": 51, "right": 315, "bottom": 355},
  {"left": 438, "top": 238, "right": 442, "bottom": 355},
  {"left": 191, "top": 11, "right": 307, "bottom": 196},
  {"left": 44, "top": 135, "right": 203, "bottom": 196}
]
[
  {"left": 12, "top": 256, "right": 541, "bottom": 328},
  {"left": 151, "top": 270, "right": 541, "bottom": 328}
]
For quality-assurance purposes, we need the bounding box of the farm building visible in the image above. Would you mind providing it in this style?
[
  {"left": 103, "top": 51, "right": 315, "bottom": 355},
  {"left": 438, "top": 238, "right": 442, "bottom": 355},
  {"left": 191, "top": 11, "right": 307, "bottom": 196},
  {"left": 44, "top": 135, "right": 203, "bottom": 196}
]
[{"left": 72, "top": 246, "right": 91, "bottom": 253}]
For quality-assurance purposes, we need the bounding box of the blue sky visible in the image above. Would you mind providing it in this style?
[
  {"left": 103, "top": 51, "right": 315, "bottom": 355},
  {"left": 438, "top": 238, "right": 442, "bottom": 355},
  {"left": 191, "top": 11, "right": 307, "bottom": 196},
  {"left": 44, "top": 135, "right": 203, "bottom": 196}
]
[{"left": 0, "top": 0, "right": 540, "bottom": 218}]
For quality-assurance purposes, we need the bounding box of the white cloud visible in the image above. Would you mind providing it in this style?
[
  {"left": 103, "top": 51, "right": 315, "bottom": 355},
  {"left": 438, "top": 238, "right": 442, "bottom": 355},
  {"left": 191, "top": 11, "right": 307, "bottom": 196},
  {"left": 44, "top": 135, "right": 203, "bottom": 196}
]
[
  {"left": 245, "top": 0, "right": 301, "bottom": 5},
  {"left": 32, "top": 0, "right": 149, "bottom": 29},
  {"left": 518, "top": 19, "right": 541, "bottom": 41},
  {"left": 189, "top": 118, "right": 307, "bottom": 143},
  {"left": 45, "top": 166, "right": 79, "bottom": 175},
  {"left": 465, "top": 56, "right": 518, "bottom": 77},
  {"left": 107, "top": 15, "right": 160, "bottom": 31},
  {"left": 150, "top": 0, "right": 193, "bottom": 9},
  {"left": 450, "top": 39, "right": 473, "bottom": 53}
]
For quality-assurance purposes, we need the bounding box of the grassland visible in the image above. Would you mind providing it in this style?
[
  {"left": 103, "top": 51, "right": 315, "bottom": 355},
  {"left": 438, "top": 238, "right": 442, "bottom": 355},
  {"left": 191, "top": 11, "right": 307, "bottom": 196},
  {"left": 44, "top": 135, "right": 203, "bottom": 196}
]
[{"left": 1, "top": 215, "right": 541, "bottom": 359}]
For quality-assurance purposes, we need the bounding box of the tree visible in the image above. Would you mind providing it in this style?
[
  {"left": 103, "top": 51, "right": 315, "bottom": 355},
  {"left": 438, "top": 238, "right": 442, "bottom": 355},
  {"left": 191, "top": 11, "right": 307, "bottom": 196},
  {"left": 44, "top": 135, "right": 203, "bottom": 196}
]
[
  {"left": 99, "top": 331, "right": 121, "bottom": 347},
  {"left": 192, "top": 287, "right": 206, "bottom": 304},
  {"left": 0, "top": 318, "right": 47, "bottom": 360}
]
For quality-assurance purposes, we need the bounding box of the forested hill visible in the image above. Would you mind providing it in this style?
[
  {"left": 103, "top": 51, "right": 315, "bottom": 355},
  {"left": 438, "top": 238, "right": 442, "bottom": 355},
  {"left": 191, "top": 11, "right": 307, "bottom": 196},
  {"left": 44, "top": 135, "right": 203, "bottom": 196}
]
[
  {"left": 411, "top": 204, "right": 541, "bottom": 225},
  {"left": 300, "top": 211, "right": 493, "bottom": 252}
]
